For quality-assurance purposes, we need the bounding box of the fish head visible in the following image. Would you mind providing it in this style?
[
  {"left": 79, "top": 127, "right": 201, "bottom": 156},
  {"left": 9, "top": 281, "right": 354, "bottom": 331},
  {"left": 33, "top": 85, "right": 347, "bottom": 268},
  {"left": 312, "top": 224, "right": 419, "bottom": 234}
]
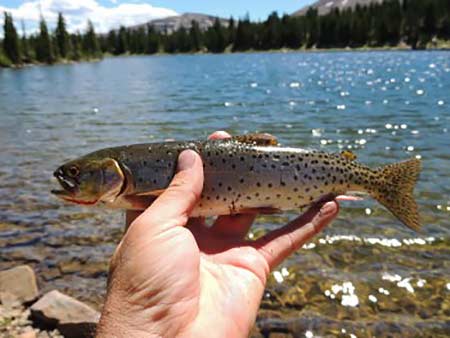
[{"left": 52, "top": 157, "right": 125, "bottom": 205}]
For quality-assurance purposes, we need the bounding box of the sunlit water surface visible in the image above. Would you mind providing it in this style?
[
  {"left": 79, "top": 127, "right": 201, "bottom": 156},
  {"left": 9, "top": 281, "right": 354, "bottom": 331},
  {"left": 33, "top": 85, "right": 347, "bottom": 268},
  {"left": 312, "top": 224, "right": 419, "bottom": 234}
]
[{"left": 0, "top": 51, "right": 449, "bottom": 337}]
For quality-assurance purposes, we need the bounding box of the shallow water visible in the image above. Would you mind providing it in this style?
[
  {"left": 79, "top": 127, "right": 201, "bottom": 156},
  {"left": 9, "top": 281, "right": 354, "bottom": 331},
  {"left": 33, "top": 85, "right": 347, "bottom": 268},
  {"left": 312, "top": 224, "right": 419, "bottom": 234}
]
[{"left": 0, "top": 51, "right": 449, "bottom": 336}]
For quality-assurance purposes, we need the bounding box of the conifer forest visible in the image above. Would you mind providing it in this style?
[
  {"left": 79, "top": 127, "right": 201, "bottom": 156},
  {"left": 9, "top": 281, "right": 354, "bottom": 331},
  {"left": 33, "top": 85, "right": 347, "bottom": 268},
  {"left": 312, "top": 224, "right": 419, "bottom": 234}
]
[{"left": 1, "top": 0, "right": 449, "bottom": 67}]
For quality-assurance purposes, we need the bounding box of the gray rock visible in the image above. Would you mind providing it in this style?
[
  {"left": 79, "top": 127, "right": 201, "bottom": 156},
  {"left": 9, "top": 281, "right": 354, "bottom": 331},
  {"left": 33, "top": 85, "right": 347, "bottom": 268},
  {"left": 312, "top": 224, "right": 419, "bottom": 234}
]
[
  {"left": 31, "top": 290, "right": 100, "bottom": 338},
  {"left": 0, "top": 265, "right": 39, "bottom": 303},
  {"left": 293, "top": 0, "right": 383, "bottom": 16}
]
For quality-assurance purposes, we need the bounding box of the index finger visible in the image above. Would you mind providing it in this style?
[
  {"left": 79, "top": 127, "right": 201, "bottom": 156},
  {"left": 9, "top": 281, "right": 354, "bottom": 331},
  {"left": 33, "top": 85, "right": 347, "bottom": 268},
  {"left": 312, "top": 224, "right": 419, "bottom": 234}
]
[{"left": 253, "top": 201, "right": 339, "bottom": 270}]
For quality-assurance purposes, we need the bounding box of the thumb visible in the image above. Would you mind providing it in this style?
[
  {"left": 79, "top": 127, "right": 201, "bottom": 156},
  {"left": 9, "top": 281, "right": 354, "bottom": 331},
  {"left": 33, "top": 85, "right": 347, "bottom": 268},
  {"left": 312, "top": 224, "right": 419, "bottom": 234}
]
[{"left": 131, "top": 149, "right": 204, "bottom": 232}]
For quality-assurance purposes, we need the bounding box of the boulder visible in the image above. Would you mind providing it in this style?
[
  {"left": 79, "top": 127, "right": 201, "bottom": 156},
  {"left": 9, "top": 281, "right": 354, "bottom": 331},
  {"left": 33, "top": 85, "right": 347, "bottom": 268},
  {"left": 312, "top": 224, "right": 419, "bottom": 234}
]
[
  {"left": 0, "top": 265, "right": 39, "bottom": 304},
  {"left": 19, "top": 329, "right": 37, "bottom": 338},
  {"left": 30, "top": 290, "right": 100, "bottom": 338}
]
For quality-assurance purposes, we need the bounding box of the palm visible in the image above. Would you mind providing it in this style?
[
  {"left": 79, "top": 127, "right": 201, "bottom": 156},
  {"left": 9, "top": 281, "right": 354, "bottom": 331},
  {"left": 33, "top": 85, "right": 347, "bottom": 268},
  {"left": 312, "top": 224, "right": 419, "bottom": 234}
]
[
  {"left": 188, "top": 222, "right": 269, "bottom": 336},
  {"left": 133, "top": 218, "right": 268, "bottom": 337}
]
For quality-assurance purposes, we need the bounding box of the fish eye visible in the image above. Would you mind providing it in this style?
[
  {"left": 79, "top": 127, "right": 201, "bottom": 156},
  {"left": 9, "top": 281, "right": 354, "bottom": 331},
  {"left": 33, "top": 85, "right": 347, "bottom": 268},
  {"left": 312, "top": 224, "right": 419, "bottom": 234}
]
[{"left": 67, "top": 165, "right": 80, "bottom": 177}]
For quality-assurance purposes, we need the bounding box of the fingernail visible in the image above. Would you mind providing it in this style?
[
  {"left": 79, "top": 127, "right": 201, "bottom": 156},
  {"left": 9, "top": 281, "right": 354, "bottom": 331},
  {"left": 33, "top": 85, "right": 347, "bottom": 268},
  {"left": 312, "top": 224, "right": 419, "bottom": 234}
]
[
  {"left": 320, "top": 202, "right": 336, "bottom": 217},
  {"left": 178, "top": 150, "right": 197, "bottom": 171}
]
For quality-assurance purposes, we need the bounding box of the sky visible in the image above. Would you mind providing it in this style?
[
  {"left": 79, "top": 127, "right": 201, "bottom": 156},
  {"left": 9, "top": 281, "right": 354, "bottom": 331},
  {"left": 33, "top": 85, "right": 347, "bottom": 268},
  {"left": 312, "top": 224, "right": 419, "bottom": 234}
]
[{"left": 0, "top": 0, "right": 315, "bottom": 35}]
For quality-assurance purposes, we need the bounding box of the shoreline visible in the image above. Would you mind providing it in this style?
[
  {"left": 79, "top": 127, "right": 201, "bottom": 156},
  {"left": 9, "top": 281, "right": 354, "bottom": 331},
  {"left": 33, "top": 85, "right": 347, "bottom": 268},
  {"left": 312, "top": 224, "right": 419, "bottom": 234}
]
[{"left": 2, "top": 42, "right": 450, "bottom": 69}]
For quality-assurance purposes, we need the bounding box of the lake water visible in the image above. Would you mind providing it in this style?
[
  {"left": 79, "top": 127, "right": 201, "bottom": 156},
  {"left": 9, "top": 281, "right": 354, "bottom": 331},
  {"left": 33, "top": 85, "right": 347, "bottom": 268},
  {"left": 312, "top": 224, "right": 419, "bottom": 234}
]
[{"left": 0, "top": 51, "right": 449, "bottom": 337}]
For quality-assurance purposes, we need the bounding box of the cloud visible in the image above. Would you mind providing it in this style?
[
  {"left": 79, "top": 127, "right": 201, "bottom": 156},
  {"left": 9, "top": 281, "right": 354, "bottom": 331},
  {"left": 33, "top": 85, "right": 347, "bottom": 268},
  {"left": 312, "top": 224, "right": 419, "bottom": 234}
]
[{"left": 0, "top": 0, "right": 178, "bottom": 34}]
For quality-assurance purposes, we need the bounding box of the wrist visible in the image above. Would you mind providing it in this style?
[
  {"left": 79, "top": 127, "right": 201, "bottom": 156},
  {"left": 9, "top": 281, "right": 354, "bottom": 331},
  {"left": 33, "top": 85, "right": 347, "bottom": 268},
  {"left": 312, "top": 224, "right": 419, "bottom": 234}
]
[{"left": 96, "top": 296, "right": 161, "bottom": 338}]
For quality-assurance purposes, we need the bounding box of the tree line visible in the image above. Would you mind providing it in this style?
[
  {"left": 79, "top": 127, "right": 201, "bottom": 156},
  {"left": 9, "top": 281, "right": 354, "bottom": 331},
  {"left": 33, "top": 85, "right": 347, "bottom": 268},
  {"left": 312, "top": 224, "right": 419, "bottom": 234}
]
[
  {"left": 1, "top": 0, "right": 450, "bottom": 67},
  {"left": 1, "top": 12, "right": 100, "bottom": 67}
]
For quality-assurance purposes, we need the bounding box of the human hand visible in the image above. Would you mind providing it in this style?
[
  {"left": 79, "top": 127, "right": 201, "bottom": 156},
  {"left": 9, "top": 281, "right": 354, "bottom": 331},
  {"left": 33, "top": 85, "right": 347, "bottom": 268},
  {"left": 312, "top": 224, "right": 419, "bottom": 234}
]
[{"left": 96, "top": 131, "right": 339, "bottom": 338}]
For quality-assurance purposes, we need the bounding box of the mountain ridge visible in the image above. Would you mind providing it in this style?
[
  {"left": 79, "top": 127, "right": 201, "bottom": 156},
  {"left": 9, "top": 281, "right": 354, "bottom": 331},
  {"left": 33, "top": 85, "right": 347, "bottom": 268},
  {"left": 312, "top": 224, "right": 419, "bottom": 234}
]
[
  {"left": 131, "top": 12, "right": 229, "bottom": 33},
  {"left": 293, "top": 0, "right": 384, "bottom": 16}
]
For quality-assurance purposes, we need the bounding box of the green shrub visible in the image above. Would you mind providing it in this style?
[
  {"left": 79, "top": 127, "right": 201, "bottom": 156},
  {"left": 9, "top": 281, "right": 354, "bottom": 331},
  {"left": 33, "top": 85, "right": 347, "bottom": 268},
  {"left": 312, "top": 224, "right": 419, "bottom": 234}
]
[{"left": 0, "top": 49, "right": 12, "bottom": 67}]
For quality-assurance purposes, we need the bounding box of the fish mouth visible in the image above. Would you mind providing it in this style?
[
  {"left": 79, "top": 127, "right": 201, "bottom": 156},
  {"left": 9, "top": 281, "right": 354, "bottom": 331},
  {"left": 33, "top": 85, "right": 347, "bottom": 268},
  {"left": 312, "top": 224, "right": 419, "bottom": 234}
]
[{"left": 51, "top": 168, "right": 78, "bottom": 197}]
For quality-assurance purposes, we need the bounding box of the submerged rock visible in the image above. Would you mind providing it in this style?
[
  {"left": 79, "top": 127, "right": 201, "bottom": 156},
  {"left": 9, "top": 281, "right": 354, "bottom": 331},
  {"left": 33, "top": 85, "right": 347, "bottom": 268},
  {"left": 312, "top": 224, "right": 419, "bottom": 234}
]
[
  {"left": 0, "top": 265, "right": 39, "bottom": 304},
  {"left": 30, "top": 290, "right": 100, "bottom": 338}
]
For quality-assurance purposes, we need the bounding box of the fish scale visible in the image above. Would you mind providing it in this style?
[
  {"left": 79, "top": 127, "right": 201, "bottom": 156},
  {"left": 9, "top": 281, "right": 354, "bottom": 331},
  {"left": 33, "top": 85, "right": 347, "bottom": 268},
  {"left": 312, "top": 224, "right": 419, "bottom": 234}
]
[
  {"left": 52, "top": 134, "right": 422, "bottom": 231},
  {"left": 197, "top": 143, "right": 352, "bottom": 217}
]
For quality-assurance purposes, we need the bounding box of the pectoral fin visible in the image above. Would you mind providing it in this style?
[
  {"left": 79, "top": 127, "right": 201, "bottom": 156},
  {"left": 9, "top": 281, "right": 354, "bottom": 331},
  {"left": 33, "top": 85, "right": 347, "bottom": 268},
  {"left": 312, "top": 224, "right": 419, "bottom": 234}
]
[{"left": 135, "top": 189, "right": 166, "bottom": 197}]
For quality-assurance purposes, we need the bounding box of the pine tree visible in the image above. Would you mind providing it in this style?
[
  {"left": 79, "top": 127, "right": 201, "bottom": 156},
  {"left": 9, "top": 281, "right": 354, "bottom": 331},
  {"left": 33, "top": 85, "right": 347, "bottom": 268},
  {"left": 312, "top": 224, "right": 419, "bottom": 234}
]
[
  {"left": 116, "top": 26, "right": 128, "bottom": 54},
  {"left": 69, "top": 32, "right": 82, "bottom": 60},
  {"left": 261, "top": 12, "right": 282, "bottom": 50},
  {"left": 83, "top": 20, "right": 101, "bottom": 57},
  {"left": 227, "top": 17, "right": 236, "bottom": 47},
  {"left": 36, "top": 15, "right": 55, "bottom": 63},
  {"left": 233, "top": 15, "right": 253, "bottom": 51},
  {"left": 145, "top": 25, "right": 159, "bottom": 54},
  {"left": 3, "top": 12, "right": 21, "bottom": 64},
  {"left": 55, "top": 13, "right": 70, "bottom": 58},
  {"left": 211, "top": 18, "right": 226, "bottom": 52},
  {"left": 305, "top": 8, "right": 319, "bottom": 48},
  {"left": 189, "top": 21, "right": 202, "bottom": 51},
  {"left": 20, "top": 20, "right": 32, "bottom": 62},
  {"left": 106, "top": 30, "right": 117, "bottom": 54}
]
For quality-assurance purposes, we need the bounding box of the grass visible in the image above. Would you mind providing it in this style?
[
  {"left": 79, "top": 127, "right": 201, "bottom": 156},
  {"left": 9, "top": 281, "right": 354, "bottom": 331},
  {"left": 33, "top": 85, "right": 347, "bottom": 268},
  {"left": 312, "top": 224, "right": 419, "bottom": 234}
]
[{"left": 0, "top": 50, "right": 12, "bottom": 67}]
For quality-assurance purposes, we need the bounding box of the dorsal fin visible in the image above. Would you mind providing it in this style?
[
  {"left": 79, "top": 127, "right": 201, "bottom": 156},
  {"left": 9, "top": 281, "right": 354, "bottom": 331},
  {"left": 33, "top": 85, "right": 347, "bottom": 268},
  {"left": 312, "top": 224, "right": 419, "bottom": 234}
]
[
  {"left": 340, "top": 150, "right": 357, "bottom": 161},
  {"left": 233, "top": 133, "right": 278, "bottom": 146}
]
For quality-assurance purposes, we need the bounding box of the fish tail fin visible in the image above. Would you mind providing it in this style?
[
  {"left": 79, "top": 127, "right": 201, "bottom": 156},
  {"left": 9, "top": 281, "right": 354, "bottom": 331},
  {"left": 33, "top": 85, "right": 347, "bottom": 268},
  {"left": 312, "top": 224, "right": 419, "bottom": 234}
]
[{"left": 370, "top": 158, "right": 422, "bottom": 232}]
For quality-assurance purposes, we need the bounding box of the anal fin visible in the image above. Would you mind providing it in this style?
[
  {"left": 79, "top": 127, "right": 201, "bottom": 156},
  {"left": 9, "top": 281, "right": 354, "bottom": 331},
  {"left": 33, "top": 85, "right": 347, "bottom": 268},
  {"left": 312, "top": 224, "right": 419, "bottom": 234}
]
[{"left": 236, "top": 207, "right": 281, "bottom": 215}]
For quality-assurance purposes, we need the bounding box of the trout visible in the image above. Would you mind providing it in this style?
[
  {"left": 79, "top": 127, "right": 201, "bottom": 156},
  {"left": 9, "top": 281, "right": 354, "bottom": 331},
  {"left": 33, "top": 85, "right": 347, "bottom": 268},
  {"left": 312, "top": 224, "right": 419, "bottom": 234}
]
[{"left": 52, "top": 133, "right": 422, "bottom": 231}]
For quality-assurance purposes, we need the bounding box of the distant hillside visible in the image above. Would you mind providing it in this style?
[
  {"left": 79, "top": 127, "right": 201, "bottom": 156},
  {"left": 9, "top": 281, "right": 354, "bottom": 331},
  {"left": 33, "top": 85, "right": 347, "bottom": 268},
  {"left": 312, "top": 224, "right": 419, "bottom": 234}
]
[
  {"left": 293, "top": 0, "right": 383, "bottom": 16},
  {"left": 132, "top": 13, "right": 229, "bottom": 34}
]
